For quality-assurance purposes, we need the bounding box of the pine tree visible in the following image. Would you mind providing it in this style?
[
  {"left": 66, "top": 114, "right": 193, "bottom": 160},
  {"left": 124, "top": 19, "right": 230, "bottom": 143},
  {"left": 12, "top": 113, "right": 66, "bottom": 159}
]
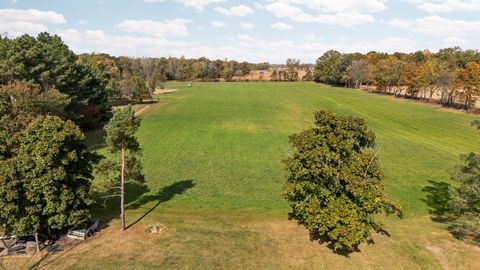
[{"left": 98, "top": 105, "right": 144, "bottom": 230}]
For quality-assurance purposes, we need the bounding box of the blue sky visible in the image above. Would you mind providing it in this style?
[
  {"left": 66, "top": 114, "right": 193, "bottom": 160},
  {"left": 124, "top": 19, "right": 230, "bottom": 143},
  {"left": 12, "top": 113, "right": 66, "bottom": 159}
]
[{"left": 1, "top": 0, "right": 479, "bottom": 63}]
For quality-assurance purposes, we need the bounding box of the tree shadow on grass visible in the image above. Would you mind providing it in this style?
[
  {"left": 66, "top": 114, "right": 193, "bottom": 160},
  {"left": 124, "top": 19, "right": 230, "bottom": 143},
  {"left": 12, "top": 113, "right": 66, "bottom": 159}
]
[
  {"left": 85, "top": 129, "right": 107, "bottom": 151},
  {"left": 26, "top": 181, "right": 191, "bottom": 270},
  {"left": 287, "top": 213, "right": 384, "bottom": 257},
  {"left": 125, "top": 180, "right": 195, "bottom": 230},
  {"left": 422, "top": 180, "right": 452, "bottom": 223},
  {"left": 91, "top": 181, "right": 151, "bottom": 229}
]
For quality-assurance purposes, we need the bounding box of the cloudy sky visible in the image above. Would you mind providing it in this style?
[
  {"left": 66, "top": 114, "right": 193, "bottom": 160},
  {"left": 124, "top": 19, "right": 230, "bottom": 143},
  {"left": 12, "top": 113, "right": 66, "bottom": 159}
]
[{"left": 0, "top": 0, "right": 479, "bottom": 63}]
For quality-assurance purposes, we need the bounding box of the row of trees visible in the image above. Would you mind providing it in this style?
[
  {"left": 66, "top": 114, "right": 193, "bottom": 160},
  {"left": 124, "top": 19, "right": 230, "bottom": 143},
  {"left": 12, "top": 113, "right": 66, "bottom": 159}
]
[
  {"left": 79, "top": 54, "right": 260, "bottom": 101},
  {"left": 79, "top": 54, "right": 272, "bottom": 99},
  {"left": 79, "top": 54, "right": 312, "bottom": 99},
  {"left": 270, "top": 58, "right": 313, "bottom": 82},
  {"left": 315, "top": 48, "right": 480, "bottom": 109}
]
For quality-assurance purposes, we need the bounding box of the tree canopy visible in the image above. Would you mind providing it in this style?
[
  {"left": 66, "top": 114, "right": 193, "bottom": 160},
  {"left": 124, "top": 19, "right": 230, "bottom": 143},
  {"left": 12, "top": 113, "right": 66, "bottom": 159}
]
[
  {"left": 0, "top": 33, "right": 112, "bottom": 129},
  {"left": 0, "top": 115, "right": 95, "bottom": 236}
]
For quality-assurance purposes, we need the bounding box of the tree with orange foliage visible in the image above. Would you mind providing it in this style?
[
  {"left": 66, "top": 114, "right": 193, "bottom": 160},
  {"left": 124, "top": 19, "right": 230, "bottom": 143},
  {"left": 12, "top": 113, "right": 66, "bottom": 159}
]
[
  {"left": 401, "top": 62, "right": 423, "bottom": 98},
  {"left": 454, "top": 62, "right": 480, "bottom": 110}
]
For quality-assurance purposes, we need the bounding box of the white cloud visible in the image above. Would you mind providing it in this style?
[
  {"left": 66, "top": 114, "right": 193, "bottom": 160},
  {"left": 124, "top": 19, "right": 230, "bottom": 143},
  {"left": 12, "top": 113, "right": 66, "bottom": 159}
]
[
  {"left": 265, "top": 2, "right": 374, "bottom": 27},
  {"left": 237, "top": 34, "right": 254, "bottom": 41},
  {"left": 54, "top": 25, "right": 425, "bottom": 64},
  {"left": 211, "top": 20, "right": 227, "bottom": 27},
  {"left": 144, "top": 0, "right": 227, "bottom": 11},
  {"left": 388, "top": 16, "right": 480, "bottom": 37},
  {"left": 444, "top": 36, "right": 466, "bottom": 46},
  {"left": 0, "top": 8, "right": 66, "bottom": 24},
  {"left": 270, "top": 22, "right": 293, "bottom": 30},
  {"left": 203, "top": 35, "right": 418, "bottom": 63},
  {"left": 58, "top": 28, "right": 189, "bottom": 56},
  {"left": 214, "top": 5, "right": 254, "bottom": 16},
  {"left": 388, "top": 18, "right": 411, "bottom": 28},
  {"left": 117, "top": 19, "right": 191, "bottom": 37},
  {"left": 178, "top": 0, "right": 228, "bottom": 11},
  {"left": 0, "top": 8, "right": 66, "bottom": 36},
  {"left": 407, "top": 0, "right": 480, "bottom": 13},
  {"left": 240, "top": 22, "right": 256, "bottom": 29},
  {"left": 269, "top": 0, "right": 386, "bottom": 13},
  {"left": 254, "top": 2, "right": 264, "bottom": 9},
  {"left": 77, "top": 19, "right": 89, "bottom": 25},
  {"left": 0, "top": 21, "right": 48, "bottom": 37}
]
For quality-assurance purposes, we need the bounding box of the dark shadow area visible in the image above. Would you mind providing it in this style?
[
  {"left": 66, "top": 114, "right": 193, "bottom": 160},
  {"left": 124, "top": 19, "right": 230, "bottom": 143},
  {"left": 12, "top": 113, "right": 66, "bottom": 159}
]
[
  {"left": 23, "top": 180, "right": 195, "bottom": 269},
  {"left": 360, "top": 89, "right": 480, "bottom": 114},
  {"left": 90, "top": 181, "right": 150, "bottom": 230},
  {"left": 85, "top": 129, "right": 107, "bottom": 151},
  {"left": 422, "top": 180, "right": 452, "bottom": 222},
  {"left": 287, "top": 212, "right": 384, "bottom": 257},
  {"left": 110, "top": 99, "right": 159, "bottom": 107},
  {"left": 26, "top": 241, "right": 81, "bottom": 270},
  {"left": 125, "top": 180, "right": 195, "bottom": 230}
]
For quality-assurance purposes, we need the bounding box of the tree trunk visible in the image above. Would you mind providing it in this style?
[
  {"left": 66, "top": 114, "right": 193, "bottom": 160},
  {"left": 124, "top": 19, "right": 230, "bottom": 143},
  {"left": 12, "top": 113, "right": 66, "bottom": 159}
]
[
  {"left": 35, "top": 232, "right": 40, "bottom": 254},
  {"left": 440, "top": 89, "right": 445, "bottom": 104},
  {"left": 120, "top": 145, "right": 125, "bottom": 231}
]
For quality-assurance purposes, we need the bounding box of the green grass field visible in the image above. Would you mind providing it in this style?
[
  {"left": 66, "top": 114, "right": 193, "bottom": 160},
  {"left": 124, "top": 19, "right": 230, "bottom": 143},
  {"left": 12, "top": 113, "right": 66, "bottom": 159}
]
[{"left": 6, "top": 82, "right": 480, "bottom": 269}]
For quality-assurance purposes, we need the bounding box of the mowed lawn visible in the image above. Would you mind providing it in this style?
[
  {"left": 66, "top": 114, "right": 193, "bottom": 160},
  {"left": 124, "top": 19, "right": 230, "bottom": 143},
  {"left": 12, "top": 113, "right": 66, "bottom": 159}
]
[{"left": 6, "top": 82, "right": 480, "bottom": 269}]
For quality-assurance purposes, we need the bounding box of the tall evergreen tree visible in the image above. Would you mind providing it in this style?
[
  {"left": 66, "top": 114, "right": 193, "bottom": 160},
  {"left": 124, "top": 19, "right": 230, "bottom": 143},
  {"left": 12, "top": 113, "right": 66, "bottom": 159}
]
[
  {"left": 98, "top": 106, "right": 144, "bottom": 231},
  {"left": 446, "top": 120, "right": 480, "bottom": 245}
]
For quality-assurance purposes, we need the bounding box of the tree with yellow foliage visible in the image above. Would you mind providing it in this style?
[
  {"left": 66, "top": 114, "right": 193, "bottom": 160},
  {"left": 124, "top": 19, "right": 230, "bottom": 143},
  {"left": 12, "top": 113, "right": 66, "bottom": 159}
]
[{"left": 454, "top": 62, "right": 480, "bottom": 109}]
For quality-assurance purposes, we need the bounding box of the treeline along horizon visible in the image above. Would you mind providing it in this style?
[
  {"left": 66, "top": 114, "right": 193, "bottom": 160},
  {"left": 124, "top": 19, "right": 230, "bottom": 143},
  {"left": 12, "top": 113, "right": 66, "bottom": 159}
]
[
  {"left": 2, "top": 32, "right": 480, "bottom": 111},
  {"left": 314, "top": 49, "right": 480, "bottom": 110}
]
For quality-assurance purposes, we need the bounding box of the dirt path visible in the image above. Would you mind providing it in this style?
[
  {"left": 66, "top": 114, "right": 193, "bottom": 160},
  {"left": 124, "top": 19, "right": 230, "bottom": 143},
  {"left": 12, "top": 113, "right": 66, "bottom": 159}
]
[
  {"left": 135, "top": 104, "right": 151, "bottom": 115},
  {"left": 154, "top": 88, "right": 178, "bottom": 95}
]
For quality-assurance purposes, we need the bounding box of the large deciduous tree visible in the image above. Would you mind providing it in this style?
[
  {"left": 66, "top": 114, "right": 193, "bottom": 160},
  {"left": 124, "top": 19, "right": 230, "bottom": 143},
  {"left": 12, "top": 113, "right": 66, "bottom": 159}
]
[
  {"left": 314, "top": 50, "right": 343, "bottom": 84},
  {"left": 0, "top": 82, "right": 96, "bottom": 237},
  {"left": 0, "top": 115, "right": 95, "bottom": 236},
  {"left": 454, "top": 62, "right": 480, "bottom": 110},
  {"left": 347, "top": 59, "right": 369, "bottom": 88},
  {"left": 283, "top": 110, "right": 403, "bottom": 252},
  {"left": 286, "top": 58, "right": 300, "bottom": 81},
  {"left": 373, "top": 56, "right": 404, "bottom": 94},
  {"left": 131, "top": 75, "right": 151, "bottom": 103}
]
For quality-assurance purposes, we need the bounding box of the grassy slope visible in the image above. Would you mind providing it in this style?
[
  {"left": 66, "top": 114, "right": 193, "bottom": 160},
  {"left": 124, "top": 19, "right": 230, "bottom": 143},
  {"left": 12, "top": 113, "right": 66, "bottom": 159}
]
[{"left": 6, "top": 82, "right": 480, "bottom": 269}]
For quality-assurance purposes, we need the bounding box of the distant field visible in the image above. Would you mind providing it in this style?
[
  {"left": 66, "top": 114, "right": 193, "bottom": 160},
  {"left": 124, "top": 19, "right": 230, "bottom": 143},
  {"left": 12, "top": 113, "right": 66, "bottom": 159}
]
[
  {"left": 232, "top": 69, "right": 307, "bottom": 81},
  {"left": 6, "top": 82, "right": 480, "bottom": 269}
]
